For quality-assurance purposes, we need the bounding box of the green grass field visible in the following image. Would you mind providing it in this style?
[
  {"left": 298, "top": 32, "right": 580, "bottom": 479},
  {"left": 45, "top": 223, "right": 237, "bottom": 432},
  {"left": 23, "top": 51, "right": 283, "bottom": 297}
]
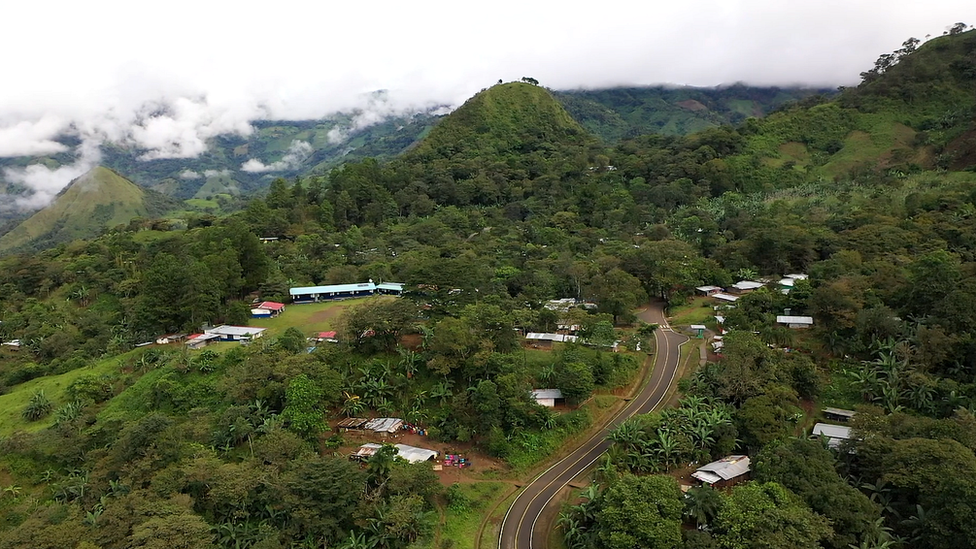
[
  {"left": 249, "top": 298, "right": 369, "bottom": 337},
  {"left": 0, "top": 349, "right": 146, "bottom": 437},
  {"left": 436, "top": 482, "right": 507, "bottom": 549},
  {"left": 667, "top": 297, "right": 717, "bottom": 328}
]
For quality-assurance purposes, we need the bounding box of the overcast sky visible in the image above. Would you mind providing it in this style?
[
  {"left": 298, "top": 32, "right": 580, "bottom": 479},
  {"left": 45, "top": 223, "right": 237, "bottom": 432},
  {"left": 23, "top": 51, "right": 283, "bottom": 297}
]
[{"left": 0, "top": 0, "right": 972, "bottom": 205}]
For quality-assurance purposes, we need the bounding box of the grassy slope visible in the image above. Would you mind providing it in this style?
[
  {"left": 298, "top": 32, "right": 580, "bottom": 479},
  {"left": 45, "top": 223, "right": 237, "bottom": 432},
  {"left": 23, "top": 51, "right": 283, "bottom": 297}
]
[
  {"left": 730, "top": 30, "right": 976, "bottom": 189},
  {"left": 0, "top": 167, "right": 149, "bottom": 252},
  {"left": 249, "top": 299, "right": 362, "bottom": 336},
  {"left": 0, "top": 350, "right": 145, "bottom": 437}
]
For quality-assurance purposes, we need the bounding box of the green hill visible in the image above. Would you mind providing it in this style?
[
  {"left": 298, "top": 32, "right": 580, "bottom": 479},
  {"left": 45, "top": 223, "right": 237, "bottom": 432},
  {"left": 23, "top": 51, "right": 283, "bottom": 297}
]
[
  {"left": 629, "top": 29, "right": 976, "bottom": 196},
  {"left": 0, "top": 166, "right": 175, "bottom": 253},
  {"left": 407, "top": 82, "right": 592, "bottom": 161}
]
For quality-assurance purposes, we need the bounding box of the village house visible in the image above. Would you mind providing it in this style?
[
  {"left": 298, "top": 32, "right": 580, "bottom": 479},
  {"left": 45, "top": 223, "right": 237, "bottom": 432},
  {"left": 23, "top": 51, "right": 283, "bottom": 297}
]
[
  {"left": 812, "top": 423, "right": 853, "bottom": 449},
  {"left": 351, "top": 443, "right": 438, "bottom": 464},
  {"left": 205, "top": 325, "right": 267, "bottom": 341},
  {"left": 289, "top": 281, "right": 405, "bottom": 303},
  {"left": 823, "top": 407, "right": 856, "bottom": 422},
  {"left": 251, "top": 301, "right": 285, "bottom": 318},
  {"left": 525, "top": 332, "right": 578, "bottom": 349},
  {"left": 155, "top": 334, "right": 187, "bottom": 345},
  {"left": 776, "top": 315, "right": 814, "bottom": 329},
  {"left": 313, "top": 331, "right": 338, "bottom": 343},
  {"left": 692, "top": 455, "right": 751, "bottom": 488},
  {"left": 696, "top": 285, "right": 723, "bottom": 296},
  {"left": 1, "top": 339, "right": 21, "bottom": 349},
  {"left": 531, "top": 389, "right": 565, "bottom": 407},
  {"left": 729, "top": 280, "right": 764, "bottom": 294}
]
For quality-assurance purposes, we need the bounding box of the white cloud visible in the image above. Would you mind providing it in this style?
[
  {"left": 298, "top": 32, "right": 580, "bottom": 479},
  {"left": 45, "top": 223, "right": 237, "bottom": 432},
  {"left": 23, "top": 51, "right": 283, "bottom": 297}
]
[
  {"left": 0, "top": 116, "right": 69, "bottom": 157},
  {"left": 203, "top": 169, "right": 232, "bottom": 178},
  {"left": 2, "top": 141, "right": 102, "bottom": 210},
  {"left": 241, "top": 140, "right": 313, "bottom": 173},
  {"left": 0, "top": 0, "right": 971, "bottom": 207},
  {"left": 179, "top": 169, "right": 201, "bottom": 179}
]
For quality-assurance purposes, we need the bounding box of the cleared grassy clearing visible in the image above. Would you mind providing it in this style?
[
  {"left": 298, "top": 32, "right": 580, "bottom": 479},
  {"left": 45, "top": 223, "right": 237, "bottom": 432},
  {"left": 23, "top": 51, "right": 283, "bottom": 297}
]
[{"left": 0, "top": 349, "right": 145, "bottom": 437}]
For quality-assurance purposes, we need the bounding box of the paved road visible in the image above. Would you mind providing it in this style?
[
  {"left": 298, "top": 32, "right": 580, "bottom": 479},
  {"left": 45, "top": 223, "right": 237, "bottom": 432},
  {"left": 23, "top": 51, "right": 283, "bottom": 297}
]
[{"left": 498, "top": 302, "right": 689, "bottom": 549}]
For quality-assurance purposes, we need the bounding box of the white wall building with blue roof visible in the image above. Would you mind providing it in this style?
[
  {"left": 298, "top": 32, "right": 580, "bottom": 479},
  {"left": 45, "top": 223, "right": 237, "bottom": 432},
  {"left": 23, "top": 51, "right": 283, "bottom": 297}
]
[{"left": 289, "top": 281, "right": 404, "bottom": 303}]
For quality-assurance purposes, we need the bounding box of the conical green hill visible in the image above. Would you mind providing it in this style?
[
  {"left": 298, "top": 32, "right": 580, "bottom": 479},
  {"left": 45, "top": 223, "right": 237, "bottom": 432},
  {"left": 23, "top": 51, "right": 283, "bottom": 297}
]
[
  {"left": 0, "top": 167, "right": 152, "bottom": 253},
  {"left": 407, "top": 82, "right": 593, "bottom": 161}
]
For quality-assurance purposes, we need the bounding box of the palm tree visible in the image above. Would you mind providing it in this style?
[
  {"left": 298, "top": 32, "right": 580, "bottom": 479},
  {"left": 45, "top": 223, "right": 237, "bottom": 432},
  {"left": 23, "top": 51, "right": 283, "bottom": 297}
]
[
  {"left": 608, "top": 418, "right": 646, "bottom": 449},
  {"left": 905, "top": 383, "right": 935, "bottom": 413},
  {"left": 655, "top": 429, "right": 680, "bottom": 469},
  {"left": 397, "top": 348, "right": 420, "bottom": 378},
  {"left": 430, "top": 380, "right": 453, "bottom": 405},
  {"left": 376, "top": 397, "right": 397, "bottom": 416},
  {"left": 735, "top": 267, "right": 758, "bottom": 281},
  {"left": 684, "top": 485, "right": 723, "bottom": 529},
  {"left": 556, "top": 513, "right": 586, "bottom": 549},
  {"left": 901, "top": 504, "right": 929, "bottom": 544},
  {"left": 540, "top": 364, "right": 556, "bottom": 385},
  {"left": 342, "top": 393, "right": 366, "bottom": 417},
  {"left": 846, "top": 367, "right": 882, "bottom": 402}
]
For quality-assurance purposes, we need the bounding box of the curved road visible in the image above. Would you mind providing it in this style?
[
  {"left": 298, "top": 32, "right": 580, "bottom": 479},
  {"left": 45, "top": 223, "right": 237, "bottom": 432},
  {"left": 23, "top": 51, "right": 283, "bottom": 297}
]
[{"left": 499, "top": 302, "right": 688, "bottom": 549}]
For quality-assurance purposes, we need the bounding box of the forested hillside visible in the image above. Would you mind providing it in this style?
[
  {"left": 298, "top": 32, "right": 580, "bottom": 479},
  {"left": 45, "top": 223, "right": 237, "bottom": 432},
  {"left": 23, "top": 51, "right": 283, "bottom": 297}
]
[
  {"left": 0, "top": 27, "right": 975, "bottom": 549},
  {"left": 556, "top": 84, "right": 831, "bottom": 141}
]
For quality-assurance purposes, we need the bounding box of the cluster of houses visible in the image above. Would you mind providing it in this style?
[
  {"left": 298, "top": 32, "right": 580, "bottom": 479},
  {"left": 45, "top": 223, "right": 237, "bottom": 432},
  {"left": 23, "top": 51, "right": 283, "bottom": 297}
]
[
  {"left": 151, "top": 281, "right": 406, "bottom": 351},
  {"left": 336, "top": 417, "right": 442, "bottom": 467},
  {"left": 697, "top": 274, "right": 808, "bottom": 302},
  {"left": 689, "top": 407, "right": 856, "bottom": 488},
  {"left": 696, "top": 275, "right": 814, "bottom": 345},
  {"left": 525, "top": 298, "right": 619, "bottom": 350}
]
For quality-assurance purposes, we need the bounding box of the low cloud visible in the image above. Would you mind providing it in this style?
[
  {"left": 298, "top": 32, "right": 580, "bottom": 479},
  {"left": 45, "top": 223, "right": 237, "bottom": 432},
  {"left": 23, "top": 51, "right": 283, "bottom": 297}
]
[
  {"left": 203, "top": 169, "right": 231, "bottom": 178},
  {"left": 2, "top": 141, "right": 102, "bottom": 210},
  {"left": 0, "top": 116, "right": 69, "bottom": 157},
  {"left": 0, "top": 1, "right": 970, "bottom": 210},
  {"left": 241, "top": 140, "right": 313, "bottom": 173},
  {"left": 179, "top": 169, "right": 201, "bottom": 179}
]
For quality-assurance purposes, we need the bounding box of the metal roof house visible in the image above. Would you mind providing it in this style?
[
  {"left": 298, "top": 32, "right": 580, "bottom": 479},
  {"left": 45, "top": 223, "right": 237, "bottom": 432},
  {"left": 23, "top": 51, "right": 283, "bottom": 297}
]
[
  {"left": 711, "top": 293, "right": 740, "bottom": 303},
  {"left": 289, "top": 281, "right": 405, "bottom": 302},
  {"left": 692, "top": 455, "right": 751, "bottom": 488},
  {"left": 776, "top": 315, "right": 814, "bottom": 329},
  {"left": 531, "top": 389, "right": 565, "bottom": 407},
  {"left": 812, "top": 423, "right": 852, "bottom": 449},
  {"left": 252, "top": 301, "right": 285, "bottom": 318},
  {"left": 364, "top": 417, "right": 404, "bottom": 435},
  {"left": 185, "top": 333, "right": 221, "bottom": 349},
  {"left": 352, "top": 443, "right": 439, "bottom": 464},
  {"left": 526, "top": 333, "right": 578, "bottom": 344},
  {"left": 730, "top": 281, "right": 764, "bottom": 293},
  {"left": 696, "top": 285, "right": 723, "bottom": 296},
  {"left": 204, "top": 325, "right": 267, "bottom": 341},
  {"left": 376, "top": 282, "right": 405, "bottom": 296},
  {"left": 290, "top": 282, "right": 377, "bottom": 303},
  {"left": 823, "top": 407, "right": 856, "bottom": 422},
  {"left": 544, "top": 298, "right": 577, "bottom": 312}
]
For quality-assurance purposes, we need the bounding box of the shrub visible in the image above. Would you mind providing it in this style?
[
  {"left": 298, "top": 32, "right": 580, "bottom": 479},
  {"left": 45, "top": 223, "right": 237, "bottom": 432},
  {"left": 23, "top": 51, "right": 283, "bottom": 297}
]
[{"left": 22, "top": 391, "right": 53, "bottom": 421}]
